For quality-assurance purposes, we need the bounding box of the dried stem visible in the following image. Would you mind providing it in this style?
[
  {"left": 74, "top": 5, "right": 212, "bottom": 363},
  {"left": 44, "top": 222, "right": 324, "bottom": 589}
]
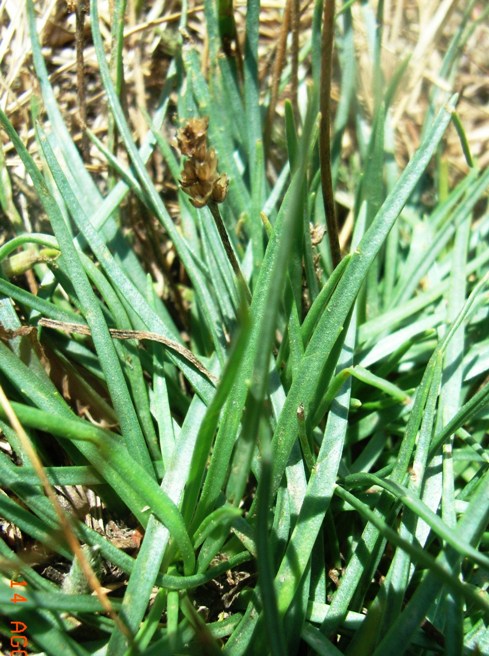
[
  {"left": 290, "top": 0, "right": 300, "bottom": 119},
  {"left": 75, "top": 0, "right": 89, "bottom": 160},
  {"left": 264, "top": 0, "right": 291, "bottom": 154},
  {"left": 37, "top": 318, "right": 217, "bottom": 383},
  {"left": 319, "top": 0, "right": 341, "bottom": 268}
]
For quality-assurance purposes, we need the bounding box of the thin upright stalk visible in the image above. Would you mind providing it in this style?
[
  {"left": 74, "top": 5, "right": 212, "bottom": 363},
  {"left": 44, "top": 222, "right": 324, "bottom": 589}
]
[
  {"left": 264, "top": 0, "right": 291, "bottom": 154},
  {"left": 208, "top": 200, "right": 252, "bottom": 303},
  {"left": 290, "top": 0, "right": 300, "bottom": 118},
  {"left": 75, "top": 0, "right": 89, "bottom": 159},
  {"left": 319, "top": 0, "right": 341, "bottom": 268}
]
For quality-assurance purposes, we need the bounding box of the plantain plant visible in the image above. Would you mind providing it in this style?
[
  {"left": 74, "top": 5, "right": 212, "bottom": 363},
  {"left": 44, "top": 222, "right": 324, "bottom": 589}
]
[{"left": 0, "top": 1, "right": 488, "bottom": 654}]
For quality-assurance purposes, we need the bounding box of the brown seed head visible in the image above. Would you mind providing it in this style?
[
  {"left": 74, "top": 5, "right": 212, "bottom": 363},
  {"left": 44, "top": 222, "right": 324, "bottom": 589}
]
[
  {"left": 177, "top": 117, "right": 228, "bottom": 207},
  {"left": 180, "top": 159, "right": 199, "bottom": 187},
  {"left": 194, "top": 149, "right": 218, "bottom": 182},
  {"left": 176, "top": 117, "right": 209, "bottom": 160},
  {"left": 211, "top": 174, "right": 229, "bottom": 204}
]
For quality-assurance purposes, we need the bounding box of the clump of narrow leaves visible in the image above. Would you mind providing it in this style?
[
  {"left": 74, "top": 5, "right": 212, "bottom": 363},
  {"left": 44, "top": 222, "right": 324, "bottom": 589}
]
[{"left": 0, "top": 1, "right": 488, "bottom": 655}]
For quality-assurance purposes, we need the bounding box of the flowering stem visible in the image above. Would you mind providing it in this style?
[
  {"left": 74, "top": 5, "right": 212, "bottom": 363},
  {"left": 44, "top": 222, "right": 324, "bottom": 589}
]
[
  {"left": 208, "top": 200, "right": 252, "bottom": 303},
  {"left": 319, "top": 0, "right": 341, "bottom": 268}
]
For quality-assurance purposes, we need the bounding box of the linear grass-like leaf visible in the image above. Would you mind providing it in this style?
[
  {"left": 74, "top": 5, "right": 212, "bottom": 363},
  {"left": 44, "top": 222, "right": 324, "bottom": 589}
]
[
  {"left": 255, "top": 435, "right": 288, "bottom": 656},
  {"left": 225, "top": 106, "right": 316, "bottom": 510},
  {"left": 0, "top": 491, "right": 71, "bottom": 559},
  {"left": 184, "top": 303, "right": 250, "bottom": 531},
  {"left": 128, "top": 588, "right": 168, "bottom": 655},
  {"left": 0, "top": 586, "right": 122, "bottom": 614},
  {"left": 325, "top": 259, "right": 488, "bottom": 639},
  {"left": 437, "top": 213, "right": 471, "bottom": 652},
  {"left": 0, "top": 403, "right": 195, "bottom": 573},
  {"left": 36, "top": 124, "right": 215, "bottom": 403},
  {"left": 320, "top": 341, "right": 440, "bottom": 634},
  {"left": 361, "top": 102, "right": 386, "bottom": 320},
  {"left": 27, "top": 0, "right": 168, "bottom": 314},
  {"left": 26, "top": 0, "right": 98, "bottom": 204},
  {"left": 105, "top": 395, "right": 208, "bottom": 655},
  {"left": 227, "top": 295, "right": 357, "bottom": 652},
  {"left": 90, "top": 0, "right": 226, "bottom": 362},
  {"left": 6, "top": 604, "right": 92, "bottom": 656},
  {"left": 301, "top": 622, "right": 344, "bottom": 656},
  {"left": 244, "top": 0, "right": 263, "bottom": 179},
  {"left": 392, "top": 167, "right": 489, "bottom": 306},
  {"left": 349, "top": 355, "right": 444, "bottom": 652},
  {"left": 343, "top": 473, "right": 489, "bottom": 570},
  {"left": 192, "top": 170, "right": 311, "bottom": 530},
  {"left": 270, "top": 95, "right": 457, "bottom": 496},
  {"left": 275, "top": 314, "right": 356, "bottom": 617},
  {"left": 199, "top": 207, "right": 240, "bottom": 315},
  {"left": 333, "top": 484, "right": 489, "bottom": 617},
  {"left": 15, "top": 465, "right": 104, "bottom": 487},
  {"left": 373, "top": 470, "right": 489, "bottom": 656},
  {"left": 0, "top": 109, "right": 154, "bottom": 475},
  {"left": 80, "top": 254, "right": 159, "bottom": 460}
]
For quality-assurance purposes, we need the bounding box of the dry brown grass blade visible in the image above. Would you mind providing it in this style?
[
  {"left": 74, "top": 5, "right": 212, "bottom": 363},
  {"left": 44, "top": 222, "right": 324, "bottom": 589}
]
[
  {"left": 392, "top": 0, "right": 461, "bottom": 126},
  {"left": 38, "top": 317, "right": 218, "bottom": 383}
]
